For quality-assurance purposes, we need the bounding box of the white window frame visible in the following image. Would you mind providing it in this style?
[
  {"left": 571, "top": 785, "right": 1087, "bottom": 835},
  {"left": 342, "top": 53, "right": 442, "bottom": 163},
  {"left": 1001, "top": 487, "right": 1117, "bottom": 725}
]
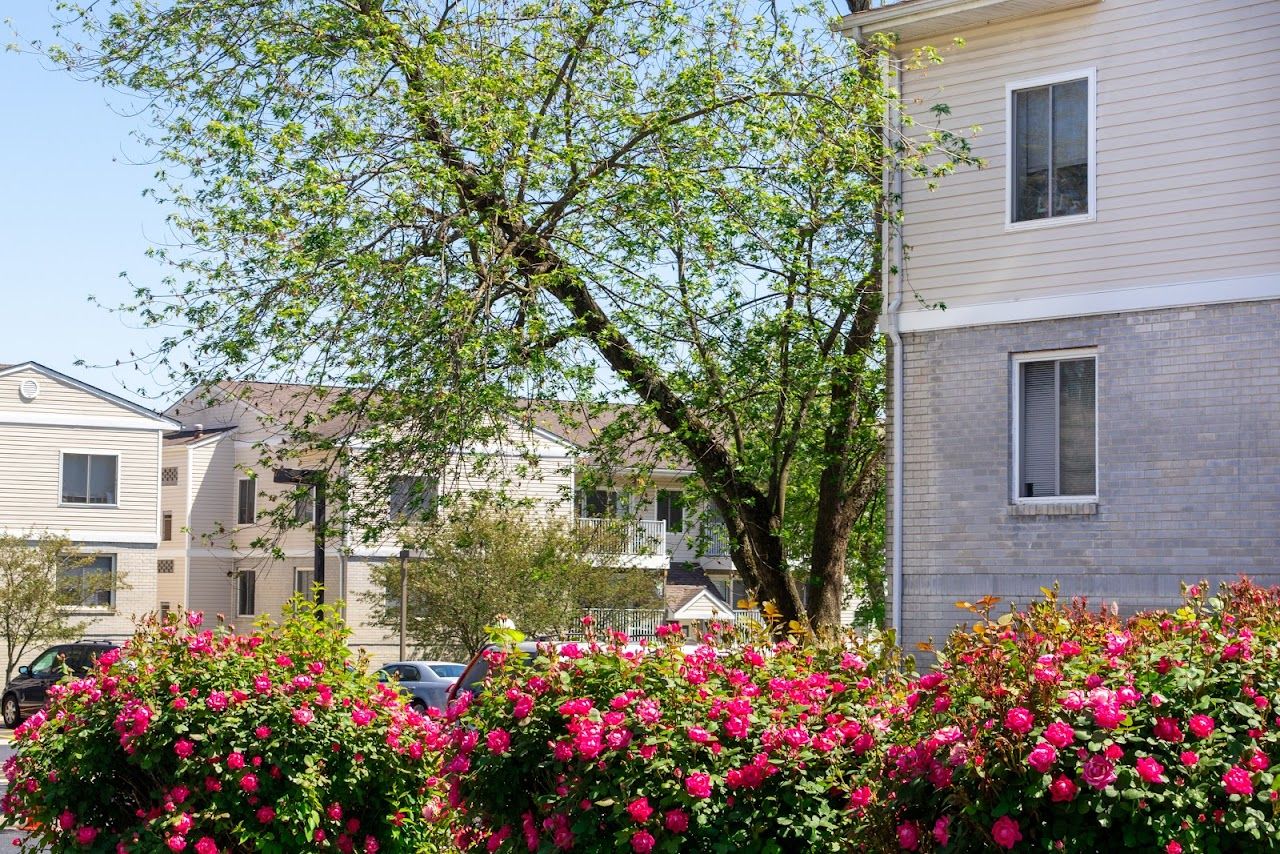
[
  {"left": 295, "top": 566, "right": 316, "bottom": 602},
  {"left": 236, "top": 570, "right": 257, "bottom": 616},
  {"left": 1010, "top": 348, "right": 1098, "bottom": 504},
  {"left": 59, "top": 553, "right": 117, "bottom": 613},
  {"left": 58, "top": 450, "right": 121, "bottom": 508},
  {"left": 294, "top": 486, "right": 316, "bottom": 526},
  {"left": 1005, "top": 67, "right": 1097, "bottom": 232},
  {"left": 236, "top": 477, "right": 257, "bottom": 525}
]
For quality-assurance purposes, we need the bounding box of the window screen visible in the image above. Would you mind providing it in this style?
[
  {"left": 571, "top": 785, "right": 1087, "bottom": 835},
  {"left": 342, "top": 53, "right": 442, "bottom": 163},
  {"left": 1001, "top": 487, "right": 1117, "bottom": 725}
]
[
  {"left": 1019, "top": 357, "right": 1096, "bottom": 498},
  {"left": 1013, "top": 78, "right": 1089, "bottom": 222}
]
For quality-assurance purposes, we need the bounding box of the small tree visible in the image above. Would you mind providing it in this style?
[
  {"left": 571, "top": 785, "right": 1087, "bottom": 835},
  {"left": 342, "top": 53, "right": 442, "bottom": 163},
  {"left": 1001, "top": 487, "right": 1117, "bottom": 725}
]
[
  {"left": 0, "top": 532, "right": 98, "bottom": 684},
  {"left": 366, "top": 506, "right": 659, "bottom": 659}
]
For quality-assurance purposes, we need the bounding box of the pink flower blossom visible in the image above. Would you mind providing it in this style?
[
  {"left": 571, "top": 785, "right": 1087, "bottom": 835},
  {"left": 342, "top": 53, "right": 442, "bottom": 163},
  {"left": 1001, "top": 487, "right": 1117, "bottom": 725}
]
[
  {"left": 174, "top": 739, "right": 195, "bottom": 759},
  {"left": 486, "top": 729, "right": 511, "bottom": 755},
  {"left": 991, "top": 816, "right": 1022, "bottom": 849},
  {"left": 932, "top": 817, "right": 951, "bottom": 846},
  {"left": 664, "top": 809, "right": 689, "bottom": 833},
  {"left": 1153, "top": 717, "right": 1184, "bottom": 743},
  {"left": 1027, "top": 742, "right": 1057, "bottom": 774},
  {"left": 1137, "top": 757, "right": 1167, "bottom": 784},
  {"left": 292, "top": 706, "right": 315, "bottom": 726},
  {"left": 626, "top": 797, "right": 653, "bottom": 823},
  {"left": 1188, "top": 714, "right": 1215, "bottom": 739},
  {"left": 1043, "top": 721, "right": 1075, "bottom": 748},
  {"left": 1223, "top": 766, "right": 1254, "bottom": 797},
  {"left": 76, "top": 827, "right": 98, "bottom": 845},
  {"left": 684, "top": 772, "right": 712, "bottom": 799},
  {"left": 896, "top": 821, "right": 920, "bottom": 851},
  {"left": 1004, "top": 707, "right": 1034, "bottom": 736},
  {"left": 256, "top": 806, "right": 275, "bottom": 823},
  {"left": 194, "top": 838, "right": 218, "bottom": 854},
  {"left": 629, "top": 830, "right": 655, "bottom": 853},
  {"left": 1049, "top": 775, "right": 1078, "bottom": 803},
  {"left": 1081, "top": 755, "right": 1117, "bottom": 790}
]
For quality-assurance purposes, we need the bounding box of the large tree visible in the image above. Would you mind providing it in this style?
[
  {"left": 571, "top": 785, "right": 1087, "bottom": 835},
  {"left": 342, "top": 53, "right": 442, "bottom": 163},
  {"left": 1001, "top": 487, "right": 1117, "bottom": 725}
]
[{"left": 49, "top": 0, "right": 971, "bottom": 629}]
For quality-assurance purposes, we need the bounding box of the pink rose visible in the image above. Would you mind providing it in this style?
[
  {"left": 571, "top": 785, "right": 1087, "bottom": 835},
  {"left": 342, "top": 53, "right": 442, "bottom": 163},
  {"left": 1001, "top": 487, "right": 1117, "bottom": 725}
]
[
  {"left": 194, "top": 838, "right": 218, "bottom": 854},
  {"left": 1166, "top": 843, "right": 1183, "bottom": 854},
  {"left": 848, "top": 786, "right": 873, "bottom": 809},
  {"left": 256, "top": 806, "right": 275, "bottom": 824},
  {"left": 226, "top": 752, "right": 245, "bottom": 770},
  {"left": 1153, "top": 717, "right": 1184, "bottom": 743},
  {"left": 932, "top": 817, "right": 951, "bottom": 846},
  {"left": 896, "top": 821, "right": 920, "bottom": 851},
  {"left": 292, "top": 706, "right": 315, "bottom": 726},
  {"left": 686, "top": 726, "right": 712, "bottom": 743},
  {"left": 664, "top": 809, "right": 689, "bottom": 833},
  {"left": 630, "top": 830, "right": 655, "bottom": 853},
  {"left": 1223, "top": 766, "right": 1254, "bottom": 797},
  {"left": 174, "top": 739, "right": 195, "bottom": 759},
  {"left": 1027, "top": 742, "right": 1057, "bottom": 774},
  {"left": 486, "top": 729, "right": 511, "bottom": 755},
  {"left": 1136, "top": 757, "right": 1166, "bottom": 784},
  {"left": 1043, "top": 721, "right": 1075, "bottom": 748},
  {"left": 1049, "top": 775, "right": 1078, "bottom": 803},
  {"left": 166, "top": 835, "right": 187, "bottom": 851},
  {"left": 76, "top": 827, "right": 99, "bottom": 845},
  {"left": 991, "top": 816, "right": 1022, "bottom": 849},
  {"left": 626, "top": 798, "right": 653, "bottom": 823},
  {"left": 684, "top": 773, "right": 712, "bottom": 799},
  {"left": 1004, "top": 707, "right": 1034, "bottom": 736},
  {"left": 239, "top": 773, "right": 258, "bottom": 793},
  {"left": 1081, "top": 755, "right": 1117, "bottom": 790},
  {"left": 1179, "top": 751, "right": 1199, "bottom": 766}
]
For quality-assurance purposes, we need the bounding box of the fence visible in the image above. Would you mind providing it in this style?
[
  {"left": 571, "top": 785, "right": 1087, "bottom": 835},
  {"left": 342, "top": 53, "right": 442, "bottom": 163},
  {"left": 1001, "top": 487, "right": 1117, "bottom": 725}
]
[
  {"left": 577, "top": 517, "right": 667, "bottom": 556},
  {"left": 569, "top": 607, "right": 668, "bottom": 639}
]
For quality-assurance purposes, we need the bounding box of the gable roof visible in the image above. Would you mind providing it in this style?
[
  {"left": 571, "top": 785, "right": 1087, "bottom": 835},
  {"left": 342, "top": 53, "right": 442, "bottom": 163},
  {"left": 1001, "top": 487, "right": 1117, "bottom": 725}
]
[
  {"left": 0, "top": 361, "right": 179, "bottom": 428},
  {"left": 163, "top": 425, "right": 237, "bottom": 447},
  {"left": 664, "top": 564, "right": 735, "bottom": 618},
  {"left": 173, "top": 380, "right": 693, "bottom": 471}
]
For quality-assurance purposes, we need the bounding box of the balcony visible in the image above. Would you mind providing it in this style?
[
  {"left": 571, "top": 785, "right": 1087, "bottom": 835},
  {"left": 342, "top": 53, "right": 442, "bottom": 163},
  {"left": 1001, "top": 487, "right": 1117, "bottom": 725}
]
[{"left": 577, "top": 518, "right": 668, "bottom": 569}]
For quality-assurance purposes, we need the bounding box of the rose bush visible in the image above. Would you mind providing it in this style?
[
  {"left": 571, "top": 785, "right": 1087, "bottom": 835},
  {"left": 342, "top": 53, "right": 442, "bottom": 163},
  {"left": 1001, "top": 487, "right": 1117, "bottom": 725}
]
[
  {"left": 0, "top": 599, "right": 449, "bottom": 853},
  {"left": 438, "top": 579, "right": 1280, "bottom": 852}
]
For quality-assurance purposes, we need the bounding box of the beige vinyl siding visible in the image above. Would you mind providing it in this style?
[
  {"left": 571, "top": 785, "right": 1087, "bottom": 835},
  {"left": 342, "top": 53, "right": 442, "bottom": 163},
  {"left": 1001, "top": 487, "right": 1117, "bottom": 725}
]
[
  {"left": 0, "top": 423, "right": 160, "bottom": 536},
  {"left": 186, "top": 555, "right": 235, "bottom": 621},
  {"left": 188, "top": 437, "right": 237, "bottom": 549},
  {"left": 896, "top": 0, "right": 1280, "bottom": 310},
  {"left": 160, "top": 445, "right": 187, "bottom": 550},
  {"left": 156, "top": 556, "right": 186, "bottom": 609},
  {"left": 0, "top": 367, "right": 151, "bottom": 421}
]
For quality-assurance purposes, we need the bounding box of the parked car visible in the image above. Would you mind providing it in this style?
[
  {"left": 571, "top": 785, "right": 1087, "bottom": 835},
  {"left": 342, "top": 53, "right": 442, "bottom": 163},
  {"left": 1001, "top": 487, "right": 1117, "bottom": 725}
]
[
  {"left": 2, "top": 641, "right": 119, "bottom": 728},
  {"left": 376, "top": 660, "right": 466, "bottom": 712}
]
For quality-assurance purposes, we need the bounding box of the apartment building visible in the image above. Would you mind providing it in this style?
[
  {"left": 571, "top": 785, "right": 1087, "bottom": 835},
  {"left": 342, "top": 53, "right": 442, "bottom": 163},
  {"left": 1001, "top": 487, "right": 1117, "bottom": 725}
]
[
  {"left": 841, "top": 0, "right": 1280, "bottom": 648},
  {"left": 0, "top": 362, "right": 176, "bottom": 661}
]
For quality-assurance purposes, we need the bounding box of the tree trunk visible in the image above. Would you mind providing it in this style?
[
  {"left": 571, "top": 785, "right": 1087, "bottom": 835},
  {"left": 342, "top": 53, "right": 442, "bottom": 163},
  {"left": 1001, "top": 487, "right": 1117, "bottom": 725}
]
[{"left": 714, "top": 496, "right": 805, "bottom": 628}]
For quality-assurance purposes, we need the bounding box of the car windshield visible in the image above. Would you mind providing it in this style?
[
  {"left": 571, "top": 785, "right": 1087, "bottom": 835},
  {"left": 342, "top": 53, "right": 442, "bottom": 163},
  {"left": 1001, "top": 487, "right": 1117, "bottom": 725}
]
[
  {"left": 28, "top": 648, "right": 60, "bottom": 675},
  {"left": 430, "top": 664, "right": 465, "bottom": 678}
]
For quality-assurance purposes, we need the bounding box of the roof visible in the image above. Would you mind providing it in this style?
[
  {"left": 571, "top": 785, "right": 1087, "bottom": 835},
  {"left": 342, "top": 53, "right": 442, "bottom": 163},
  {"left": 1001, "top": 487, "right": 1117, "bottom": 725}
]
[
  {"left": 664, "top": 565, "right": 729, "bottom": 613},
  {"left": 163, "top": 425, "right": 237, "bottom": 447},
  {"left": 176, "top": 380, "right": 693, "bottom": 471},
  {"left": 837, "top": 0, "right": 1099, "bottom": 43},
  {"left": 0, "top": 361, "right": 179, "bottom": 428}
]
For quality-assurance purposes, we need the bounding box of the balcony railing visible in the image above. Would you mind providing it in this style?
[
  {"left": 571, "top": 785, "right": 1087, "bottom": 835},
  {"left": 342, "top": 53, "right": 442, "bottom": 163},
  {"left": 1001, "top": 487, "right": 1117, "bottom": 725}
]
[
  {"left": 702, "top": 525, "right": 731, "bottom": 558},
  {"left": 570, "top": 608, "right": 668, "bottom": 639},
  {"left": 577, "top": 518, "right": 667, "bottom": 556}
]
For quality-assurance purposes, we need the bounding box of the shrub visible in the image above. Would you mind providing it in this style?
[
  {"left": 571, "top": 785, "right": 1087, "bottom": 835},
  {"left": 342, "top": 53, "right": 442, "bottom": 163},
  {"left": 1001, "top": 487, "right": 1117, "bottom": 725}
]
[
  {"left": 439, "top": 580, "right": 1280, "bottom": 852},
  {"left": 0, "top": 599, "right": 449, "bottom": 853}
]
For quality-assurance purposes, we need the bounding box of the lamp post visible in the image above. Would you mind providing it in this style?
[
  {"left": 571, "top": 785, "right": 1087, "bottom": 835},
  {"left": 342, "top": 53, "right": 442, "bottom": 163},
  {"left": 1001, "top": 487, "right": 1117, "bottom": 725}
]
[{"left": 398, "top": 548, "right": 410, "bottom": 662}]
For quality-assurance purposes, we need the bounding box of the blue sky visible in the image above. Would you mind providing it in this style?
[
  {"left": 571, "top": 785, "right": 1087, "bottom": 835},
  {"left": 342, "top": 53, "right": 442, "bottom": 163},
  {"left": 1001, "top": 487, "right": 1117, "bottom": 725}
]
[{"left": 2, "top": 9, "right": 172, "bottom": 407}]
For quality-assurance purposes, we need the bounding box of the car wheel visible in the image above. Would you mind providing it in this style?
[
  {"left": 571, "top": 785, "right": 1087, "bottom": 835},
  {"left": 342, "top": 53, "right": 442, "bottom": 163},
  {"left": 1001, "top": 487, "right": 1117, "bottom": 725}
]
[
  {"left": 2, "top": 694, "right": 22, "bottom": 729},
  {"left": 410, "top": 698, "right": 426, "bottom": 713}
]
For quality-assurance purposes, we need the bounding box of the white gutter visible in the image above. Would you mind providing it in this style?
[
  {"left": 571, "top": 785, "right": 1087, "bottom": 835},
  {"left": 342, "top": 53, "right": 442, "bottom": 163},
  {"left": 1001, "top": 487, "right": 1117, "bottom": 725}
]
[{"left": 881, "top": 55, "right": 906, "bottom": 637}]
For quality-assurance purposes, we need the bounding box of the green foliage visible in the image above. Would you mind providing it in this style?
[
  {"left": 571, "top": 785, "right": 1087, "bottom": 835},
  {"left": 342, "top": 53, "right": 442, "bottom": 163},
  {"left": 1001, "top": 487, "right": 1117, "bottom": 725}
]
[
  {"left": 0, "top": 598, "right": 450, "bottom": 852},
  {"left": 438, "top": 579, "right": 1280, "bottom": 852},
  {"left": 0, "top": 531, "right": 103, "bottom": 684},
  {"left": 44, "top": 0, "right": 976, "bottom": 628},
  {"left": 366, "top": 503, "right": 660, "bottom": 660}
]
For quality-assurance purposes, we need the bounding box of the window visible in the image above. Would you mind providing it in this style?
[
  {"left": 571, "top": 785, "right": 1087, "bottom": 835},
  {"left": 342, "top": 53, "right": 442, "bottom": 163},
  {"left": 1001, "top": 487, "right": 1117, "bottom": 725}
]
[
  {"left": 157, "top": 559, "right": 175, "bottom": 574},
  {"left": 161, "top": 466, "right": 179, "bottom": 487},
  {"left": 656, "top": 490, "right": 684, "bottom": 533},
  {"left": 160, "top": 601, "right": 171, "bottom": 621},
  {"left": 237, "top": 570, "right": 257, "bottom": 615},
  {"left": 294, "top": 487, "right": 315, "bottom": 525},
  {"left": 295, "top": 567, "right": 316, "bottom": 602},
  {"left": 61, "top": 453, "right": 118, "bottom": 505},
  {"left": 59, "top": 554, "right": 116, "bottom": 610},
  {"left": 389, "top": 476, "right": 437, "bottom": 520},
  {"left": 237, "top": 478, "right": 257, "bottom": 525},
  {"left": 577, "top": 489, "right": 619, "bottom": 518},
  {"left": 162, "top": 512, "right": 174, "bottom": 542},
  {"left": 1014, "top": 351, "right": 1097, "bottom": 500},
  {"left": 1007, "top": 69, "right": 1094, "bottom": 227},
  {"left": 27, "top": 647, "right": 62, "bottom": 677}
]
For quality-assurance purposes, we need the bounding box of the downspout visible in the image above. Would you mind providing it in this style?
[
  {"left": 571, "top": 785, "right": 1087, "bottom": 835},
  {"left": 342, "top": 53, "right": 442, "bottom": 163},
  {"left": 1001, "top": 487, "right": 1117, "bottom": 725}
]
[{"left": 881, "top": 55, "right": 906, "bottom": 637}]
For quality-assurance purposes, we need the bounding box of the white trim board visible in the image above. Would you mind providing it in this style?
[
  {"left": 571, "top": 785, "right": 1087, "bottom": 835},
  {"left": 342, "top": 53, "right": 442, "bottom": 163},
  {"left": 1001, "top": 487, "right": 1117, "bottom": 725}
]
[
  {"left": 0, "top": 412, "right": 176, "bottom": 431},
  {"left": 0, "top": 529, "right": 160, "bottom": 546},
  {"left": 894, "top": 273, "right": 1280, "bottom": 333}
]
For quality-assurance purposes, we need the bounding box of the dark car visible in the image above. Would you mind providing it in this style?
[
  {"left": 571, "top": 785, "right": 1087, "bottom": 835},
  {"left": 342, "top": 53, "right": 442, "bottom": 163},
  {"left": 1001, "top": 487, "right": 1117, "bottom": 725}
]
[{"left": 2, "top": 641, "right": 119, "bottom": 728}]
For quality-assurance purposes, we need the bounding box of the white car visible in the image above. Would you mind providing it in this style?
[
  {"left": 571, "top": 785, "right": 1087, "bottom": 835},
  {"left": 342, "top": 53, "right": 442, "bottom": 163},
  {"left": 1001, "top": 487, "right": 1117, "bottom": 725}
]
[{"left": 376, "top": 660, "right": 467, "bottom": 712}]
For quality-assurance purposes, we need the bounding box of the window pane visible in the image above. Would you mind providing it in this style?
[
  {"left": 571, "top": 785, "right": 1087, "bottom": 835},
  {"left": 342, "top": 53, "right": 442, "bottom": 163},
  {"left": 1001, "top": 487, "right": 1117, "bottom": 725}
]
[
  {"left": 29, "top": 648, "right": 60, "bottom": 675},
  {"left": 295, "top": 488, "right": 314, "bottom": 525},
  {"left": 62, "top": 454, "right": 88, "bottom": 503},
  {"left": 390, "top": 476, "right": 436, "bottom": 520},
  {"left": 162, "top": 512, "right": 173, "bottom": 541},
  {"left": 1020, "top": 361, "right": 1058, "bottom": 497},
  {"left": 295, "top": 569, "right": 315, "bottom": 602},
  {"left": 238, "top": 571, "right": 256, "bottom": 614},
  {"left": 1014, "top": 86, "right": 1051, "bottom": 222},
  {"left": 88, "top": 455, "right": 117, "bottom": 504},
  {"left": 238, "top": 479, "right": 256, "bottom": 525},
  {"left": 58, "top": 555, "right": 115, "bottom": 608},
  {"left": 1052, "top": 80, "right": 1089, "bottom": 216},
  {"left": 657, "top": 490, "right": 684, "bottom": 533},
  {"left": 1058, "top": 359, "right": 1096, "bottom": 495}
]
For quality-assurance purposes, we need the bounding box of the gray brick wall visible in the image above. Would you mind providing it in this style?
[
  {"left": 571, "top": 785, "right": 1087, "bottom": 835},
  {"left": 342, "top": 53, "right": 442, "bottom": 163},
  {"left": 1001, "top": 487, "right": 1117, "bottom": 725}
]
[{"left": 889, "top": 299, "right": 1280, "bottom": 651}]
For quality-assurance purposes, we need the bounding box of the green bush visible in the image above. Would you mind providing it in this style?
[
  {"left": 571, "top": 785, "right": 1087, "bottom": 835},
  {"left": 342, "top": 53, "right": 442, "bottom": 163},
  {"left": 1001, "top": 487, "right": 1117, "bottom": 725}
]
[
  {"left": 0, "top": 599, "right": 448, "bottom": 853},
  {"left": 438, "top": 580, "right": 1280, "bottom": 853}
]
